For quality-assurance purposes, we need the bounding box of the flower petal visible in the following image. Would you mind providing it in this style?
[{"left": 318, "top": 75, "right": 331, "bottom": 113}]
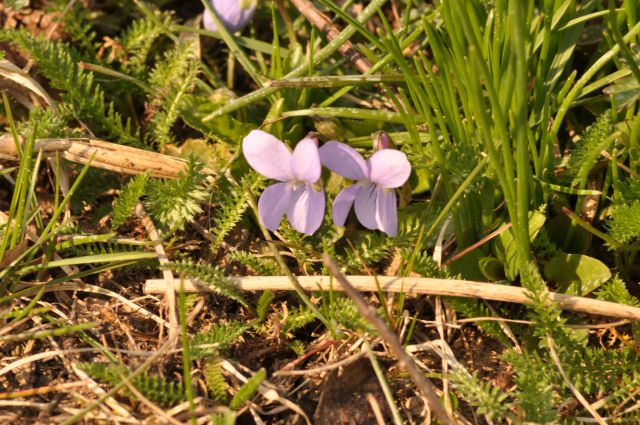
[
  {"left": 258, "top": 182, "right": 291, "bottom": 231},
  {"left": 332, "top": 184, "right": 360, "bottom": 227},
  {"left": 203, "top": 0, "right": 257, "bottom": 33},
  {"left": 319, "top": 141, "right": 368, "bottom": 181},
  {"left": 368, "top": 149, "right": 411, "bottom": 188},
  {"left": 242, "top": 130, "right": 292, "bottom": 181},
  {"left": 291, "top": 137, "right": 321, "bottom": 183},
  {"left": 287, "top": 185, "right": 325, "bottom": 235},
  {"left": 354, "top": 184, "right": 378, "bottom": 229},
  {"left": 375, "top": 188, "right": 398, "bottom": 237}
]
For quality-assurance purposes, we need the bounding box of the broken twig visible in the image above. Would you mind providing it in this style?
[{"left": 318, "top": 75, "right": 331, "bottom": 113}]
[{"left": 144, "top": 275, "right": 640, "bottom": 321}]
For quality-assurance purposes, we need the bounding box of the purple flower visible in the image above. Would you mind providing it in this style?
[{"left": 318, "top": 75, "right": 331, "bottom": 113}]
[
  {"left": 319, "top": 142, "right": 411, "bottom": 237},
  {"left": 203, "top": 0, "right": 257, "bottom": 33},
  {"left": 243, "top": 130, "right": 325, "bottom": 235}
]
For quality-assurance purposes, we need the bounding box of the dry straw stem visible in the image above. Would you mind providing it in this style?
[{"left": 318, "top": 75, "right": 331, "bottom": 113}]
[
  {"left": 0, "top": 135, "right": 215, "bottom": 178},
  {"left": 0, "top": 58, "right": 58, "bottom": 111},
  {"left": 0, "top": 381, "right": 89, "bottom": 400},
  {"left": 134, "top": 203, "right": 179, "bottom": 341},
  {"left": 546, "top": 334, "right": 607, "bottom": 425},
  {"left": 321, "top": 254, "right": 455, "bottom": 425},
  {"left": 144, "top": 275, "right": 640, "bottom": 321},
  {"left": 289, "top": 0, "right": 373, "bottom": 74}
]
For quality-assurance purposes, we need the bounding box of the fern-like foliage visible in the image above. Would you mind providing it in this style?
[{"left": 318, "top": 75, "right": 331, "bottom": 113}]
[
  {"left": 446, "top": 298, "right": 513, "bottom": 347},
  {"left": 338, "top": 232, "right": 396, "bottom": 271},
  {"left": 282, "top": 305, "right": 317, "bottom": 334},
  {"left": 596, "top": 275, "right": 640, "bottom": 306},
  {"left": 530, "top": 226, "right": 561, "bottom": 260},
  {"left": 0, "top": 29, "right": 138, "bottom": 145},
  {"left": 322, "top": 296, "right": 371, "bottom": 332},
  {"left": 565, "top": 346, "right": 640, "bottom": 395},
  {"left": 204, "top": 355, "right": 228, "bottom": 403},
  {"left": 503, "top": 350, "right": 558, "bottom": 423},
  {"left": 120, "top": 11, "right": 173, "bottom": 77},
  {"left": 256, "top": 290, "right": 274, "bottom": 322},
  {"left": 409, "top": 252, "right": 517, "bottom": 346},
  {"left": 70, "top": 169, "right": 120, "bottom": 215},
  {"left": 211, "top": 173, "right": 264, "bottom": 251},
  {"left": 146, "top": 43, "right": 198, "bottom": 148},
  {"left": 618, "top": 178, "right": 640, "bottom": 202},
  {"left": 278, "top": 222, "right": 314, "bottom": 267},
  {"left": 190, "top": 320, "right": 252, "bottom": 358},
  {"left": 46, "top": 0, "right": 97, "bottom": 53},
  {"left": 111, "top": 173, "right": 149, "bottom": 229},
  {"left": 18, "top": 108, "right": 67, "bottom": 139},
  {"left": 336, "top": 204, "right": 422, "bottom": 271},
  {"left": 166, "top": 260, "right": 248, "bottom": 307},
  {"left": 408, "top": 250, "right": 452, "bottom": 278},
  {"left": 562, "top": 113, "right": 613, "bottom": 184},
  {"left": 607, "top": 201, "right": 640, "bottom": 244},
  {"left": 227, "top": 250, "right": 279, "bottom": 276},
  {"left": 211, "top": 411, "right": 237, "bottom": 425},
  {"left": 449, "top": 368, "right": 513, "bottom": 421},
  {"left": 506, "top": 340, "right": 640, "bottom": 421},
  {"left": 58, "top": 240, "right": 145, "bottom": 257},
  {"left": 79, "top": 363, "right": 185, "bottom": 407},
  {"left": 287, "top": 340, "right": 306, "bottom": 357},
  {"left": 229, "top": 368, "right": 265, "bottom": 410},
  {"left": 145, "top": 155, "right": 209, "bottom": 232}
]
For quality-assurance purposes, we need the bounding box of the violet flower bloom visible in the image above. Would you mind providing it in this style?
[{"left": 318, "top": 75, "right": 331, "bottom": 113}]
[
  {"left": 243, "top": 130, "right": 325, "bottom": 235},
  {"left": 203, "top": 0, "right": 257, "bottom": 33},
  {"left": 319, "top": 142, "right": 411, "bottom": 237}
]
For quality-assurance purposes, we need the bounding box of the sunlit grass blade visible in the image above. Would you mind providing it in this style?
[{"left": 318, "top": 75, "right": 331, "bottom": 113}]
[{"left": 202, "top": 0, "right": 388, "bottom": 122}]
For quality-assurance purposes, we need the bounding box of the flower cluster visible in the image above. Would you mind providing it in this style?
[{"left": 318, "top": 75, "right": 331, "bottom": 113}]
[{"left": 243, "top": 130, "right": 411, "bottom": 237}]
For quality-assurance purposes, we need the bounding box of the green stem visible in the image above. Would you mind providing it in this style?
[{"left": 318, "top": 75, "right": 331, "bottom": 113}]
[
  {"left": 202, "top": 0, "right": 388, "bottom": 122},
  {"left": 280, "top": 107, "right": 406, "bottom": 123},
  {"left": 424, "top": 158, "right": 489, "bottom": 242},
  {"left": 269, "top": 74, "right": 405, "bottom": 88},
  {"left": 200, "top": 0, "right": 265, "bottom": 86},
  {"left": 243, "top": 184, "right": 334, "bottom": 333},
  {"left": 79, "top": 62, "right": 153, "bottom": 93},
  {"left": 174, "top": 25, "right": 290, "bottom": 57},
  {"left": 550, "top": 20, "right": 640, "bottom": 141},
  {"left": 509, "top": 0, "right": 534, "bottom": 272},
  {"left": 608, "top": 1, "right": 640, "bottom": 86}
]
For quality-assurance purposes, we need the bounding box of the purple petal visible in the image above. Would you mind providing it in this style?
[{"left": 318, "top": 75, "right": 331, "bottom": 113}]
[
  {"left": 243, "top": 130, "right": 292, "bottom": 181},
  {"left": 368, "top": 149, "right": 411, "bottom": 188},
  {"left": 287, "top": 185, "right": 325, "bottom": 235},
  {"left": 291, "top": 137, "right": 321, "bottom": 183},
  {"left": 203, "top": 0, "right": 257, "bottom": 33},
  {"left": 375, "top": 188, "right": 398, "bottom": 237},
  {"left": 354, "top": 184, "right": 378, "bottom": 229},
  {"left": 258, "top": 182, "right": 292, "bottom": 231},
  {"left": 332, "top": 184, "right": 360, "bottom": 227},
  {"left": 319, "top": 142, "right": 368, "bottom": 181}
]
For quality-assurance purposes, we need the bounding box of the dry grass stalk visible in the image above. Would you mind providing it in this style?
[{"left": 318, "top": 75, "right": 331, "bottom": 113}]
[
  {"left": 0, "top": 381, "right": 89, "bottom": 399},
  {"left": 134, "top": 203, "right": 179, "bottom": 341},
  {"left": 0, "top": 135, "right": 215, "bottom": 178},
  {"left": 289, "top": 0, "right": 373, "bottom": 74},
  {"left": 321, "top": 254, "right": 456, "bottom": 425},
  {"left": 546, "top": 334, "right": 607, "bottom": 425},
  {"left": 145, "top": 275, "right": 640, "bottom": 321}
]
